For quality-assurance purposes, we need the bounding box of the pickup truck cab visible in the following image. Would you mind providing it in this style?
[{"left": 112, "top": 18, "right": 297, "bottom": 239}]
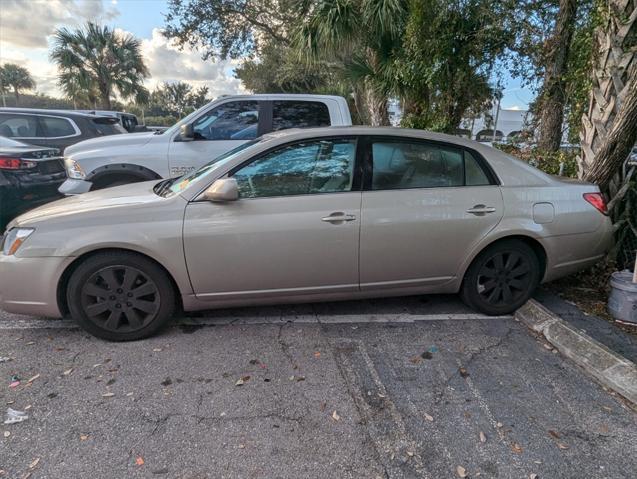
[{"left": 60, "top": 94, "right": 352, "bottom": 193}]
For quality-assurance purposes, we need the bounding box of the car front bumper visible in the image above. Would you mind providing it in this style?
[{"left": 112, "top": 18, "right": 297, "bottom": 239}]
[
  {"left": 58, "top": 178, "right": 92, "bottom": 195},
  {"left": 0, "top": 253, "right": 72, "bottom": 318}
]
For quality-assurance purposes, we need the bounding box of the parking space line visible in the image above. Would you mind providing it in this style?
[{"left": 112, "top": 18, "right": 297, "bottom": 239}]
[{"left": 0, "top": 313, "right": 512, "bottom": 330}]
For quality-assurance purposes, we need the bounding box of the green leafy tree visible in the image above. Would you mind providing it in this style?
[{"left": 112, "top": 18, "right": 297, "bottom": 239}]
[
  {"left": 0, "top": 63, "right": 36, "bottom": 106},
  {"left": 397, "top": 0, "right": 513, "bottom": 133},
  {"left": 50, "top": 22, "right": 150, "bottom": 110}
]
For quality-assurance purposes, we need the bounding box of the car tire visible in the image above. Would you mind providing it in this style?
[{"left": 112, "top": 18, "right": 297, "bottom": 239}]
[
  {"left": 66, "top": 251, "right": 176, "bottom": 341},
  {"left": 460, "top": 240, "right": 540, "bottom": 316}
]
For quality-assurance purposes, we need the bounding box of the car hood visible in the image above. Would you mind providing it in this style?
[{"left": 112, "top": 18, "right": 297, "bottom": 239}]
[
  {"left": 65, "top": 131, "right": 155, "bottom": 156},
  {"left": 11, "top": 180, "right": 164, "bottom": 227}
]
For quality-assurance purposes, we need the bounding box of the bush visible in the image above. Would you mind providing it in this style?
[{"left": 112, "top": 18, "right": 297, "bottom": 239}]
[
  {"left": 142, "top": 116, "right": 178, "bottom": 127},
  {"left": 495, "top": 144, "right": 579, "bottom": 178}
]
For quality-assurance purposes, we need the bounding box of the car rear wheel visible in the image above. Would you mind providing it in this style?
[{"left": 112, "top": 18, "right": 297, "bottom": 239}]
[
  {"left": 460, "top": 240, "right": 540, "bottom": 316},
  {"left": 67, "top": 252, "right": 175, "bottom": 341}
]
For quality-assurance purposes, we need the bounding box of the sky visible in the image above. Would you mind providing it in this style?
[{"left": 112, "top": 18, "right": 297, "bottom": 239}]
[{"left": 0, "top": 0, "right": 532, "bottom": 110}]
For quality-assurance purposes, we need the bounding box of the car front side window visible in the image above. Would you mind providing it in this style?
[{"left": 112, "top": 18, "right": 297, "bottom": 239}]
[
  {"left": 191, "top": 101, "right": 259, "bottom": 141},
  {"left": 232, "top": 138, "right": 357, "bottom": 198}
]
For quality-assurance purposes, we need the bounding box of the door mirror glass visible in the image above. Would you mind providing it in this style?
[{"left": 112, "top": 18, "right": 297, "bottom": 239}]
[
  {"left": 180, "top": 123, "right": 195, "bottom": 141},
  {"left": 201, "top": 178, "right": 239, "bottom": 202}
]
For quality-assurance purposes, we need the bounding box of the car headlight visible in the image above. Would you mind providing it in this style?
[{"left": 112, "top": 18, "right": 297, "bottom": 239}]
[
  {"left": 64, "top": 157, "right": 86, "bottom": 179},
  {"left": 2, "top": 228, "right": 35, "bottom": 256}
]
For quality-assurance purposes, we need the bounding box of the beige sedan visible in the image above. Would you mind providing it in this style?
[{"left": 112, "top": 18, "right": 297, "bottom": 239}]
[{"left": 0, "top": 127, "right": 612, "bottom": 340}]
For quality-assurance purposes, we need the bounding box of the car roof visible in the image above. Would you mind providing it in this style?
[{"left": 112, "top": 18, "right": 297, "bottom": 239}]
[{"left": 0, "top": 107, "right": 101, "bottom": 119}]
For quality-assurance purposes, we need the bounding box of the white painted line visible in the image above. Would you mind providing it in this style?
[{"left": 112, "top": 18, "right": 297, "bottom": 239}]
[{"left": 0, "top": 313, "right": 512, "bottom": 330}]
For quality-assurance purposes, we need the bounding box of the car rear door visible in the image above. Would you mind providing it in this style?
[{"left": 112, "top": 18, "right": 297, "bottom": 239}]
[
  {"left": 359, "top": 136, "right": 504, "bottom": 291},
  {"left": 167, "top": 100, "right": 264, "bottom": 178},
  {"left": 183, "top": 136, "right": 362, "bottom": 301}
]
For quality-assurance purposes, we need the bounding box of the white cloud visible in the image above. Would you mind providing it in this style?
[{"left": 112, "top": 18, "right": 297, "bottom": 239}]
[
  {"left": 0, "top": 0, "right": 119, "bottom": 49},
  {"left": 140, "top": 29, "right": 245, "bottom": 98}
]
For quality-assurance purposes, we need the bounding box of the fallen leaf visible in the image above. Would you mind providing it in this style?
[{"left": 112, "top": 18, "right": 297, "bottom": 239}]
[
  {"left": 511, "top": 443, "right": 523, "bottom": 454},
  {"left": 3, "top": 431, "right": 9, "bottom": 438},
  {"left": 24, "top": 405, "right": 31, "bottom": 410},
  {"left": 557, "top": 443, "right": 569, "bottom": 450},
  {"left": 479, "top": 431, "right": 487, "bottom": 443},
  {"left": 406, "top": 451, "right": 414, "bottom": 457},
  {"left": 530, "top": 474, "right": 538, "bottom": 479},
  {"left": 63, "top": 368, "right": 73, "bottom": 376},
  {"left": 319, "top": 402, "right": 327, "bottom": 412},
  {"left": 548, "top": 430, "right": 560, "bottom": 439},
  {"left": 80, "top": 435, "right": 89, "bottom": 441},
  {"left": 496, "top": 422, "right": 503, "bottom": 428},
  {"left": 409, "top": 356, "right": 422, "bottom": 364},
  {"left": 235, "top": 376, "right": 250, "bottom": 386},
  {"left": 29, "top": 458, "right": 40, "bottom": 469},
  {"left": 543, "top": 343, "right": 553, "bottom": 350},
  {"left": 295, "top": 376, "right": 305, "bottom": 382},
  {"left": 314, "top": 351, "right": 321, "bottom": 358},
  {"left": 459, "top": 367, "right": 469, "bottom": 378},
  {"left": 238, "top": 444, "right": 245, "bottom": 449},
  {"left": 456, "top": 465, "right": 468, "bottom": 477},
  {"left": 424, "top": 413, "right": 434, "bottom": 422},
  {"left": 331, "top": 410, "right": 341, "bottom": 421},
  {"left": 602, "top": 406, "right": 612, "bottom": 412},
  {"left": 25, "top": 342, "right": 35, "bottom": 346},
  {"left": 135, "top": 457, "right": 144, "bottom": 466},
  {"left": 152, "top": 348, "right": 162, "bottom": 352},
  {"left": 101, "top": 392, "right": 115, "bottom": 398}
]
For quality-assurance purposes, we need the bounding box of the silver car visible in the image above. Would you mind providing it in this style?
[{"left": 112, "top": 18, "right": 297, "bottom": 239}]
[{"left": 0, "top": 127, "right": 612, "bottom": 340}]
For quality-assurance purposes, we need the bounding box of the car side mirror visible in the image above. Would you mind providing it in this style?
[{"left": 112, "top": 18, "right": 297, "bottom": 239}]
[
  {"left": 201, "top": 178, "right": 239, "bottom": 202},
  {"left": 180, "top": 123, "right": 195, "bottom": 141}
]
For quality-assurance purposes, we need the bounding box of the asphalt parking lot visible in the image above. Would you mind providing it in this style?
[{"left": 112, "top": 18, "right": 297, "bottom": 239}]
[{"left": 1, "top": 295, "right": 636, "bottom": 478}]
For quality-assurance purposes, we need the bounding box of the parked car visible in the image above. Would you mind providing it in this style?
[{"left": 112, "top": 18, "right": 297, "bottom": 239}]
[
  {"left": 77, "top": 110, "right": 141, "bottom": 133},
  {"left": 59, "top": 94, "right": 352, "bottom": 193},
  {"left": 0, "top": 108, "right": 126, "bottom": 153},
  {"left": 0, "top": 136, "right": 65, "bottom": 230},
  {"left": 0, "top": 127, "right": 612, "bottom": 341}
]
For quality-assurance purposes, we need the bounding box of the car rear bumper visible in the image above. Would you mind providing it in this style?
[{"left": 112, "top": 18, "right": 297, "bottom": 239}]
[
  {"left": 58, "top": 178, "right": 92, "bottom": 195},
  {"left": 0, "top": 254, "right": 71, "bottom": 318}
]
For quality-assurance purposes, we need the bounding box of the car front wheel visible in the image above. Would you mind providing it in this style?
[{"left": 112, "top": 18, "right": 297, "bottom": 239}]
[
  {"left": 67, "top": 252, "right": 175, "bottom": 341},
  {"left": 461, "top": 240, "right": 540, "bottom": 316}
]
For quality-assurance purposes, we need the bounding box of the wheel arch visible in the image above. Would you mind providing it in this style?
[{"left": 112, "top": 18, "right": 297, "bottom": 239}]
[
  {"left": 459, "top": 234, "right": 548, "bottom": 287},
  {"left": 56, "top": 247, "right": 184, "bottom": 317},
  {"left": 87, "top": 164, "right": 162, "bottom": 187}
]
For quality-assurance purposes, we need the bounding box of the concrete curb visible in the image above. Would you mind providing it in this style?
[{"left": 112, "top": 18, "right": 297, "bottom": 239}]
[{"left": 516, "top": 299, "right": 637, "bottom": 406}]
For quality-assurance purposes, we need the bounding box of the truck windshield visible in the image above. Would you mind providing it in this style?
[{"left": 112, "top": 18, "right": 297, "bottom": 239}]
[{"left": 154, "top": 139, "right": 261, "bottom": 197}]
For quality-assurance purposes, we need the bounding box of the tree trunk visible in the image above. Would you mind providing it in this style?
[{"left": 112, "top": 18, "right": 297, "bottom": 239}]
[
  {"left": 99, "top": 82, "right": 112, "bottom": 110},
  {"left": 363, "top": 81, "right": 389, "bottom": 126},
  {"left": 536, "top": 0, "right": 578, "bottom": 152},
  {"left": 579, "top": 0, "right": 637, "bottom": 190},
  {"left": 13, "top": 87, "right": 19, "bottom": 106}
]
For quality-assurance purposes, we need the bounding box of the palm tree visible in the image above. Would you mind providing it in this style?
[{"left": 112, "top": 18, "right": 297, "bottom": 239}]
[
  {"left": 50, "top": 22, "right": 150, "bottom": 110},
  {"left": 578, "top": 1, "right": 637, "bottom": 190},
  {"left": 293, "top": 0, "right": 408, "bottom": 125},
  {"left": 0, "top": 64, "right": 36, "bottom": 106}
]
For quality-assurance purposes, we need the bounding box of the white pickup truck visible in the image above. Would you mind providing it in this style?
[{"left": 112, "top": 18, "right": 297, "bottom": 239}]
[{"left": 60, "top": 94, "right": 353, "bottom": 193}]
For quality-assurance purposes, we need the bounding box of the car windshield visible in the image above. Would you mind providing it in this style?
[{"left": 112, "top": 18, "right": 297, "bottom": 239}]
[
  {"left": 154, "top": 139, "right": 262, "bottom": 197},
  {"left": 0, "top": 136, "right": 28, "bottom": 148}
]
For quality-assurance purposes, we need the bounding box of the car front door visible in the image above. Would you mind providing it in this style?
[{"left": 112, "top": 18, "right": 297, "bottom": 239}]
[
  {"left": 167, "top": 100, "right": 262, "bottom": 178},
  {"left": 359, "top": 137, "right": 504, "bottom": 291},
  {"left": 183, "top": 137, "right": 362, "bottom": 301}
]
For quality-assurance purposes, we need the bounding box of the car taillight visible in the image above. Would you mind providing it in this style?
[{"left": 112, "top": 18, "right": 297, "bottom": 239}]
[
  {"left": 0, "top": 156, "right": 37, "bottom": 170},
  {"left": 583, "top": 192, "right": 608, "bottom": 215}
]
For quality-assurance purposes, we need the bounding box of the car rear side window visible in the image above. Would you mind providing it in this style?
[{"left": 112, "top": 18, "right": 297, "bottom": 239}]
[
  {"left": 464, "top": 150, "right": 491, "bottom": 186},
  {"left": 41, "top": 116, "right": 77, "bottom": 137},
  {"left": 93, "top": 118, "right": 127, "bottom": 135},
  {"left": 370, "top": 141, "right": 465, "bottom": 190},
  {"left": 272, "top": 101, "right": 331, "bottom": 131},
  {"left": 0, "top": 114, "right": 39, "bottom": 138}
]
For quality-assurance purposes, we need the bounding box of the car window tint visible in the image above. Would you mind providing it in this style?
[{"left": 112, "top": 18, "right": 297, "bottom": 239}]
[
  {"left": 272, "top": 101, "right": 331, "bottom": 131},
  {"left": 465, "top": 150, "right": 491, "bottom": 186},
  {"left": 192, "top": 101, "right": 259, "bottom": 140},
  {"left": 371, "top": 141, "right": 464, "bottom": 189},
  {"left": 0, "top": 114, "right": 39, "bottom": 138},
  {"left": 233, "top": 139, "right": 356, "bottom": 198},
  {"left": 41, "top": 116, "right": 76, "bottom": 137}
]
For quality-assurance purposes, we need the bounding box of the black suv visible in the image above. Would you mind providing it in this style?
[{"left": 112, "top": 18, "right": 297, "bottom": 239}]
[{"left": 0, "top": 108, "right": 126, "bottom": 153}]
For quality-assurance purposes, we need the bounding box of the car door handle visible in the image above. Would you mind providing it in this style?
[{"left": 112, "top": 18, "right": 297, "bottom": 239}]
[
  {"left": 322, "top": 212, "right": 357, "bottom": 223},
  {"left": 466, "top": 205, "right": 497, "bottom": 215}
]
